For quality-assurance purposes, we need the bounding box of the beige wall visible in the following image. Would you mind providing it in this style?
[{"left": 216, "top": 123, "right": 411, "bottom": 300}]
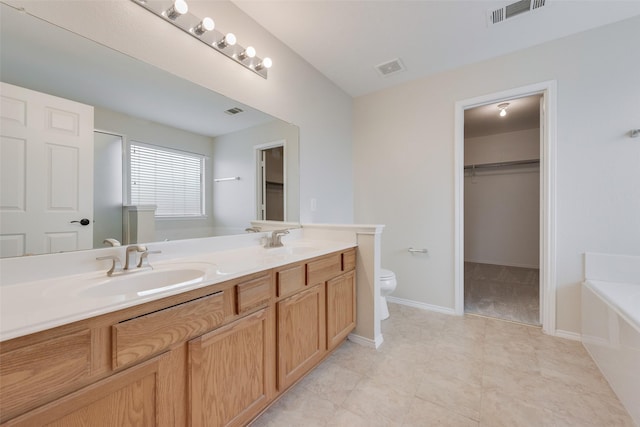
[
  {"left": 354, "top": 16, "right": 640, "bottom": 334},
  {"left": 212, "top": 120, "right": 299, "bottom": 234}
]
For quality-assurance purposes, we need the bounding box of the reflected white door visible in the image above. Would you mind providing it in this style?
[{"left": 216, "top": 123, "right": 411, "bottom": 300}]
[{"left": 0, "top": 82, "right": 94, "bottom": 257}]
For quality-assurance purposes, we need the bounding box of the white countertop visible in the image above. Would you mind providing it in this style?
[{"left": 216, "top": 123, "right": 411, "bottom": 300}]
[{"left": 0, "top": 239, "right": 355, "bottom": 342}]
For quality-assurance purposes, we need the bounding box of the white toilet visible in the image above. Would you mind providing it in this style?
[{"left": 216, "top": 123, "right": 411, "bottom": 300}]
[{"left": 379, "top": 269, "right": 397, "bottom": 320}]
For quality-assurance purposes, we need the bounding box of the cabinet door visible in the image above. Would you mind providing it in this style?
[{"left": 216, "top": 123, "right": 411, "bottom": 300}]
[
  {"left": 277, "top": 284, "right": 326, "bottom": 390},
  {"left": 189, "top": 307, "right": 275, "bottom": 427},
  {"left": 5, "top": 352, "right": 172, "bottom": 426},
  {"left": 326, "top": 271, "right": 356, "bottom": 351}
]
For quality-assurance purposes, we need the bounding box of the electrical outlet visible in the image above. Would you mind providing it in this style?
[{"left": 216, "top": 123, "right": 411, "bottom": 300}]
[{"left": 310, "top": 198, "right": 317, "bottom": 212}]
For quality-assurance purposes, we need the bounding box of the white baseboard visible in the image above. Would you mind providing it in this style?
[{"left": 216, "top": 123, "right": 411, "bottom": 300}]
[
  {"left": 554, "top": 329, "right": 582, "bottom": 341},
  {"left": 386, "top": 296, "right": 457, "bottom": 316},
  {"left": 348, "top": 333, "right": 383, "bottom": 349}
]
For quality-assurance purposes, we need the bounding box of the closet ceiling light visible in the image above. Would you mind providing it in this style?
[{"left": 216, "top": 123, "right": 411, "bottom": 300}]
[
  {"left": 498, "top": 102, "right": 510, "bottom": 117},
  {"left": 132, "top": 0, "right": 272, "bottom": 78}
]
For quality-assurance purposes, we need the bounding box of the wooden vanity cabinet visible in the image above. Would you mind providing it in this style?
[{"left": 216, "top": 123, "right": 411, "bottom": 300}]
[
  {"left": 189, "top": 307, "right": 275, "bottom": 427},
  {"left": 0, "top": 247, "right": 357, "bottom": 426},
  {"left": 326, "top": 270, "right": 356, "bottom": 351},
  {"left": 275, "top": 248, "right": 357, "bottom": 391},
  {"left": 276, "top": 284, "right": 326, "bottom": 390},
  {"left": 4, "top": 352, "right": 172, "bottom": 427}
]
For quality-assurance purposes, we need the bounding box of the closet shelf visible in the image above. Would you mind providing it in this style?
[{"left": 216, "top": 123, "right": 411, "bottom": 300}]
[{"left": 464, "top": 159, "right": 540, "bottom": 170}]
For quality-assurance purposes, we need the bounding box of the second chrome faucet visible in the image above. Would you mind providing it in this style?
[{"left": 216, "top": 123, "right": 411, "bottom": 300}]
[{"left": 97, "top": 245, "right": 161, "bottom": 276}]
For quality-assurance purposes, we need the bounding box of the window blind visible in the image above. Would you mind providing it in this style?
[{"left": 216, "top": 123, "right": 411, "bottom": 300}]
[{"left": 129, "top": 142, "right": 204, "bottom": 217}]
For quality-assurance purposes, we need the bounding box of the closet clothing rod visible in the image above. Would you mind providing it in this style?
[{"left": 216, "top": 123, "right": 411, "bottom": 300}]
[{"left": 463, "top": 159, "right": 540, "bottom": 170}]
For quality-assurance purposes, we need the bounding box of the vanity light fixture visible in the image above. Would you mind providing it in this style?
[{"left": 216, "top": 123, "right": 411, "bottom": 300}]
[
  {"left": 238, "top": 46, "right": 256, "bottom": 61},
  {"left": 498, "top": 102, "right": 510, "bottom": 117},
  {"left": 216, "top": 33, "right": 236, "bottom": 49},
  {"left": 165, "top": 0, "right": 188, "bottom": 20},
  {"left": 131, "top": 0, "right": 272, "bottom": 78},
  {"left": 255, "top": 57, "right": 273, "bottom": 71},
  {"left": 193, "top": 17, "right": 214, "bottom": 35}
]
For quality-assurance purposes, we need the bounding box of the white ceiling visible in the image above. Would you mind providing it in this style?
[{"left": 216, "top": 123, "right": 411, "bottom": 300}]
[
  {"left": 233, "top": 0, "right": 640, "bottom": 97},
  {"left": 465, "top": 94, "right": 542, "bottom": 138}
]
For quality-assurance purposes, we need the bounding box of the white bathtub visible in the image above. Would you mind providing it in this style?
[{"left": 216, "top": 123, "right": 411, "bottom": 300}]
[{"left": 582, "top": 279, "right": 640, "bottom": 425}]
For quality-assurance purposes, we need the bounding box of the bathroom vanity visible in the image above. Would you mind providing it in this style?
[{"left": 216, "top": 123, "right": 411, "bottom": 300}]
[{"left": 0, "top": 245, "right": 357, "bottom": 426}]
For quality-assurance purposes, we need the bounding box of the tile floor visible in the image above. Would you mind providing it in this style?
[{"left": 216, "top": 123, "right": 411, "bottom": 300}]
[
  {"left": 464, "top": 262, "right": 540, "bottom": 326},
  {"left": 251, "top": 303, "right": 634, "bottom": 427}
]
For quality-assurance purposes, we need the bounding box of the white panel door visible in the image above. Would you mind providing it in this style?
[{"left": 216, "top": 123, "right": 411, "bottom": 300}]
[{"left": 0, "top": 82, "right": 94, "bottom": 257}]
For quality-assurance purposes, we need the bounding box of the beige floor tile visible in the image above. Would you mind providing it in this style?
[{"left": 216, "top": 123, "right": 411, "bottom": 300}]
[
  {"left": 330, "top": 407, "right": 402, "bottom": 427},
  {"left": 416, "top": 368, "right": 482, "bottom": 421},
  {"left": 403, "top": 396, "right": 479, "bottom": 427},
  {"left": 427, "top": 351, "right": 484, "bottom": 386},
  {"left": 328, "top": 339, "right": 379, "bottom": 376},
  {"left": 250, "top": 384, "right": 337, "bottom": 427},
  {"left": 252, "top": 303, "right": 634, "bottom": 427},
  {"left": 342, "top": 376, "right": 414, "bottom": 425},
  {"left": 297, "top": 360, "right": 363, "bottom": 405},
  {"left": 365, "top": 354, "right": 425, "bottom": 395},
  {"left": 479, "top": 388, "right": 553, "bottom": 427}
]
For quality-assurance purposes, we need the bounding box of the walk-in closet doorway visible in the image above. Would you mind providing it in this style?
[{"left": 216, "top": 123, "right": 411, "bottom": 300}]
[
  {"left": 463, "top": 95, "right": 542, "bottom": 325},
  {"left": 454, "top": 81, "right": 558, "bottom": 334}
]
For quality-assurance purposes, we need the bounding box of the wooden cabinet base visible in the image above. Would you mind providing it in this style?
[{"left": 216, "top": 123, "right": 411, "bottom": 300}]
[
  {"left": 3, "top": 353, "right": 172, "bottom": 427},
  {"left": 189, "top": 308, "right": 275, "bottom": 427}
]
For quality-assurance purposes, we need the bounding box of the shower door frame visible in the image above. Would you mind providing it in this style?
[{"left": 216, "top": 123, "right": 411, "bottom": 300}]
[{"left": 453, "top": 81, "right": 557, "bottom": 336}]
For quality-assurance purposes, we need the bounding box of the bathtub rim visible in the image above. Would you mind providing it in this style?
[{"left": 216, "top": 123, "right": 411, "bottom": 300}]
[{"left": 583, "top": 279, "right": 640, "bottom": 335}]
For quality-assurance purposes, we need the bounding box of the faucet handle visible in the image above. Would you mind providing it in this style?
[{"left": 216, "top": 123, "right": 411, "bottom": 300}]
[
  {"left": 103, "top": 238, "right": 121, "bottom": 247},
  {"left": 96, "top": 255, "right": 123, "bottom": 276},
  {"left": 137, "top": 250, "right": 162, "bottom": 268}
]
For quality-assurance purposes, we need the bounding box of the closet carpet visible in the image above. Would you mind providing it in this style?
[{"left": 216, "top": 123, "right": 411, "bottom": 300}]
[{"left": 464, "top": 262, "right": 540, "bottom": 326}]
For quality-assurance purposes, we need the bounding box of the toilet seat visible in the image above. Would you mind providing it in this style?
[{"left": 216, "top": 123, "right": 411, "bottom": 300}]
[{"left": 380, "top": 269, "right": 395, "bottom": 280}]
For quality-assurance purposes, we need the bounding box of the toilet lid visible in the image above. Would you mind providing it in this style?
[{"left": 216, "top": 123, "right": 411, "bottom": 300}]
[{"left": 380, "top": 269, "right": 395, "bottom": 279}]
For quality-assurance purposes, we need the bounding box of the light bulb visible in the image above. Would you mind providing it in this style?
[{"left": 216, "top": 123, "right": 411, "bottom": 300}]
[
  {"left": 238, "top": 46, "right": 256, "bottom": 60},
  {"left": 497, "top": 102, "right": 509, "bottom": 117},
  {"left": 166, "top": 0, "right": 188, "bottom": 19},
  {"left": 217, "top": 33, "right": 236, "bottom": 48},
  {"left": 193, "top": 17, "right": 214, "bottom": 35},
  {"left": 256, "top": 57, "right": 272, "bottom": 71}
]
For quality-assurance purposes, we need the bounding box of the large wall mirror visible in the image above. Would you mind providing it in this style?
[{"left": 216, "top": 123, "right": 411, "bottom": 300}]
[{"left": 0, "top": 3, "right": 300, "bottom": 258}]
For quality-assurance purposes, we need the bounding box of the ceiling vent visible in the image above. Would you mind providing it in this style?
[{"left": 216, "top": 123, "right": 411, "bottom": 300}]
[
  {"left": 224, "top": 107, "right": 244, "bottom": 115},
  {"left": 375, "top": 58, "right": 406, "bottom": 77},
  {"left": 488, "top": 0, "right": 547, "bottom": 26}
]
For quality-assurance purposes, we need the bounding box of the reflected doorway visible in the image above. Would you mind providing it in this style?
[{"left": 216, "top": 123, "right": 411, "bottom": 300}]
[
  {"left": 256, "top": 142, "right": 285, "bottom": 221},
  {"left": 93, "top": 131, "right": 123, "bottom": 247}
]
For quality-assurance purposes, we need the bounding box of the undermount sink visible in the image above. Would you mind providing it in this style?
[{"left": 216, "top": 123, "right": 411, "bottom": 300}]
[{"left": 77, "top": 268, "right": 207, "bottom": 298}]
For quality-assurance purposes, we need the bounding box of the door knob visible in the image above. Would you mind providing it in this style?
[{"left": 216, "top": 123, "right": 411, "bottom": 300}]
[{"left": 70, "top": 218, "right": 91, "bottom": 226}]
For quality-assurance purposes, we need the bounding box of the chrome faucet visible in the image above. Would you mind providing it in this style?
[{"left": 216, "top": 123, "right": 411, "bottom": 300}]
[
  {"left": 137, "top": 248, "right": 162, "bottom": 269},
  {"left": 124, "top": 245, "right": 147, "bottom": 270},
  {"left": 96, "top": 255, "right": 123, "bottom": 276},
  {"left": 266, "top": 229, "right": 289, "bottom": 248}
]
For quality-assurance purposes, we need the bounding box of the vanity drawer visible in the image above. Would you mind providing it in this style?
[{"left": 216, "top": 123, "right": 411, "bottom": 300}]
[
  {"left": 276, "top": 264, "right": 306, "bottom": 298},
  {"left": 236, "top": 274, "right": 271, "bottom": 314},
  {"left": 306, "top": 253, "right": 342, "bottom": 285},
  {"left": 112, "top": 291, "right": 224, "bottom": 369},
  {"left": 0, "top": 329, "right": 92, "bottom": 423},
  {"left": 342, "top": 249, "right": 356, "bottom": 272}
]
